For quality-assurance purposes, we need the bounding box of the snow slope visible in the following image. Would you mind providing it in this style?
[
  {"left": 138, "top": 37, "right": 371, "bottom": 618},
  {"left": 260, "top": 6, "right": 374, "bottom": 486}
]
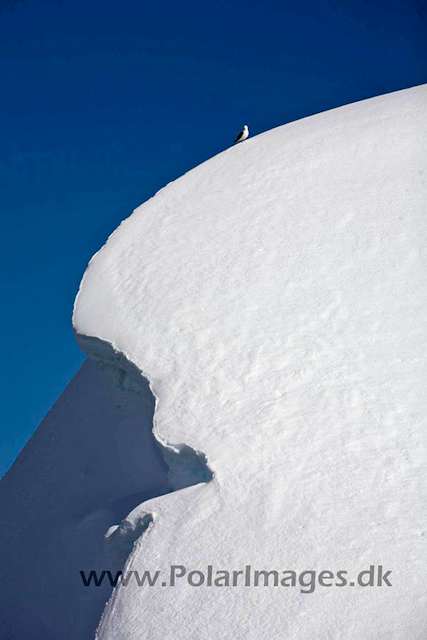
[
  {"left": 0, "top": 360, "right": 170, "bottom": 639},
  {"left": 72, "top": 84, "right": 427, "bottom": 639},
  {"left": 2, "top": 85, "right": 426, "bottom": 640}
]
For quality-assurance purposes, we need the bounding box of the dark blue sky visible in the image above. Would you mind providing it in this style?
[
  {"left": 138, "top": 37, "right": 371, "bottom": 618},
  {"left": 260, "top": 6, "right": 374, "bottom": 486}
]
[{"left": 1, "top": 0, "right": 426, "bottom": 475}]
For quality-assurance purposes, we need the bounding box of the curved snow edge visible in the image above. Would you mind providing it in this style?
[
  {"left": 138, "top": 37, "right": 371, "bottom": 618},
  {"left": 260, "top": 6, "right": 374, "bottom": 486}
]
[{"left": 73, "top": 332, "right": 214, "bottom": 492}]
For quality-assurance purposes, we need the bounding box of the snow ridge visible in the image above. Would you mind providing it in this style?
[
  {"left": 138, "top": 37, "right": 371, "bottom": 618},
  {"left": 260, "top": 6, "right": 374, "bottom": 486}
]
[{"left": 73, "top": 85, "right": 427, "bottom": 640}]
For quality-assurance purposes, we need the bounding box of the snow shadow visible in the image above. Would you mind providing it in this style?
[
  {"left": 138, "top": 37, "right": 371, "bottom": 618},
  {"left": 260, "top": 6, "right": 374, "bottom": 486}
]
[{"left": 0, "top": 347, "right": 212, "bottom": 640}]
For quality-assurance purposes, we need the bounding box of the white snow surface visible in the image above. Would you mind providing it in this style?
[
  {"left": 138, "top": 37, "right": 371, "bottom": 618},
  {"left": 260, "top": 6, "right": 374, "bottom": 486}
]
[
  {"left": 73, "top": 85, "right": 427, "bottom": 639},
  {"left": 3, "top": 85, "right": 425, "bottom": 640}
]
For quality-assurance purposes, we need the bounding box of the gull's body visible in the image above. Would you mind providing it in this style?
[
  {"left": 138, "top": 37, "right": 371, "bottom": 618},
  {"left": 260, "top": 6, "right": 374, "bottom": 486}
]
[{"left": 234, "top": 125, "right": 249, "bottom": 143}]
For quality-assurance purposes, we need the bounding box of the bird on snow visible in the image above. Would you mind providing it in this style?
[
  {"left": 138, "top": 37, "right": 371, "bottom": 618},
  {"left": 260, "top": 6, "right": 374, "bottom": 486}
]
[{"left": 234, "top": 125, "right": 249, "bottom": 143}]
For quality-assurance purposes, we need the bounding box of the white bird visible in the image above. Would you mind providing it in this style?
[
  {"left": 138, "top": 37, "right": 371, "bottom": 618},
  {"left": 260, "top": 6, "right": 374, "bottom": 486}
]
[{"left": 234, "top": 124, "right": 249, "bottom": 143}]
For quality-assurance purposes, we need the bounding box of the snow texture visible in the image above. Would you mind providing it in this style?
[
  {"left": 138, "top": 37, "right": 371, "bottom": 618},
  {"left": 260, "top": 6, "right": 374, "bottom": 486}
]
[{"left": 2, "top": 84, "right": 427, "bottom": 639}]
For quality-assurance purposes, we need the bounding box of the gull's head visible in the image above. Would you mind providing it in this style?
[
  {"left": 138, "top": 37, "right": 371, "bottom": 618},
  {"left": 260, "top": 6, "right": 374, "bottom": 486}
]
[{"left": 244, "top": 125, "right": 248, "bottom": 130}]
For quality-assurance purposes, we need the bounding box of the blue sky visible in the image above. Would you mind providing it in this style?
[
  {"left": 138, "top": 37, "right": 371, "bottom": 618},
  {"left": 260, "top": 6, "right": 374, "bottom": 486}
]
[{"left": 0, "top": 0, "right": 426, "bottom": 476}]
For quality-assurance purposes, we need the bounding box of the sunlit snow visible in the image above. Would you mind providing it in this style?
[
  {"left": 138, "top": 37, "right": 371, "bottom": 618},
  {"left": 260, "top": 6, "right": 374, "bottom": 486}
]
[{"left": 1, "top": 84, "right": 426, "bottom": 640}]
